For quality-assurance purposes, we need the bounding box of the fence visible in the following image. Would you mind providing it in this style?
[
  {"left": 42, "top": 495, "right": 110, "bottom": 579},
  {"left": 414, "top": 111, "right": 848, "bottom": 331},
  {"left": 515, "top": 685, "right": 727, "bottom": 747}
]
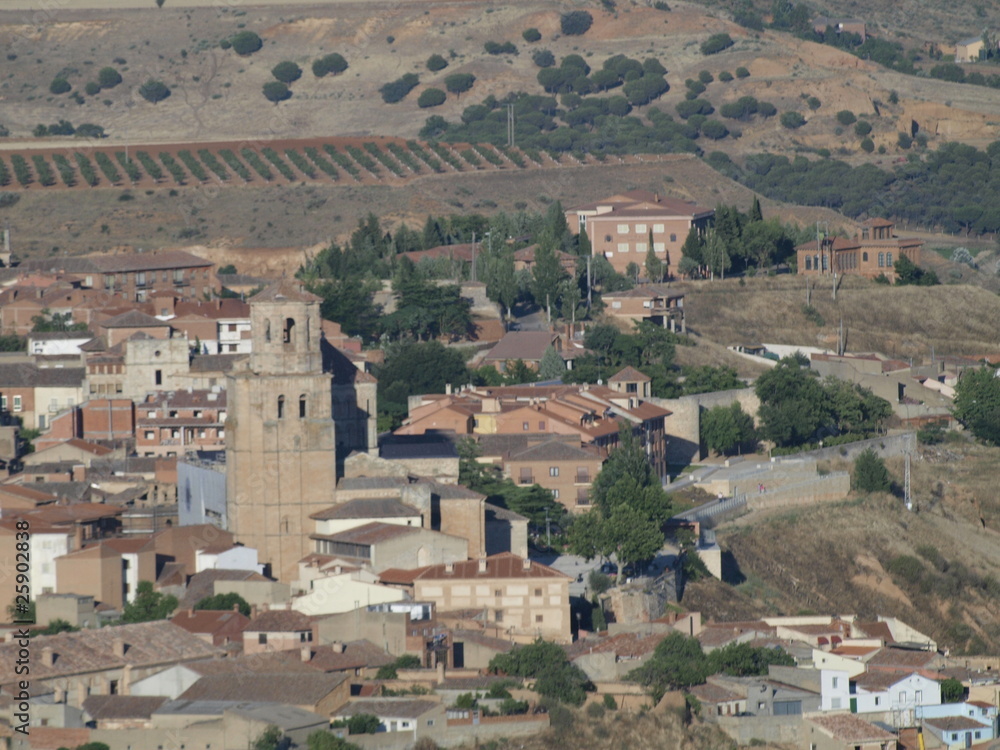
[{"left": 674, "top": 493, "right": 748, "bottom": 526}]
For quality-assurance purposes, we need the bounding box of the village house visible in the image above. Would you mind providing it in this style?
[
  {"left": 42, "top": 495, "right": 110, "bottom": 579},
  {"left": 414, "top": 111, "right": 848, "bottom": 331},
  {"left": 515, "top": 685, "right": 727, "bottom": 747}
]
[
  {"left": 565, "top": 189, "right": 714, "bottom": 275},
  {"left": 795, "top": 219, "right": 923, "bottom": 281},
  {"left": 379, "top": 552, "right": 572, "bottom": 644},
  {"left": 500, "top": 437, "right": 603, "bottom": 512},
  {"left": 481, "top": 331, "right": 563, "bottom": 373},
  {"left": 135, "top": 388, "right": 227, "bottom": 457},
  {"left": 169, "top": 607, "right": 251, "bottom": 647},
  {"left": 812, "top": 16, "right": 868, "bottom": 42},
  {"left": 0, "top": 362, "right": 87, "bottom": 431},
  {"left": 242, "top": 607, "right": 316, "bottom": 655},
  {"left": 956, "top": 35, "right": 989, "bottom": 62},
  {"left": 177, "top": 671, "right": 351, "bottom": 715},
  {"left": 601, "top": 286, "right": 686, "bottom": 331}
]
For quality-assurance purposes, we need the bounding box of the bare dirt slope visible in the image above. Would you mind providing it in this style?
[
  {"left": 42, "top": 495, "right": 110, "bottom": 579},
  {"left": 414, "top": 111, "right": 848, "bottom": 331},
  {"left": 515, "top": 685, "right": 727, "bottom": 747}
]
[
  {"left": 685, "top": 442, "right": 1000, "bottom": 653},
  {"left": 675, "top": 274, "right": 1000, "bottom": 359}
]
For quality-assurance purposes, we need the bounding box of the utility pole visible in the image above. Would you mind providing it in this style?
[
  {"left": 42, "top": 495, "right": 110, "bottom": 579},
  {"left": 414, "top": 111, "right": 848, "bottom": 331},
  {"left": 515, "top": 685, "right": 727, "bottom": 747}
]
[
  {"left": 545, "top": 507, "right": 551, "bottom": 548},
  {"left": 586, "top": 255, "right": 592, "bottom": 309},
  {"left": 471, "top": 231, "right": 476, "bottom": 283},
  {"left": 904, "top": 449, "right": 912, "bottom": 511}
]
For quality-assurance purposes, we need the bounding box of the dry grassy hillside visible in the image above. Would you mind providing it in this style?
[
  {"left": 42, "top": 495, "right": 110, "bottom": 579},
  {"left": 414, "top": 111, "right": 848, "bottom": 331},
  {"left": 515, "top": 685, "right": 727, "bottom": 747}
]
[
  {"left": 684, "top": 442, "right": 1000, "bottom": 653},
  {"left": 677, "top": 275, "right": 1000, "bottom": 359}
]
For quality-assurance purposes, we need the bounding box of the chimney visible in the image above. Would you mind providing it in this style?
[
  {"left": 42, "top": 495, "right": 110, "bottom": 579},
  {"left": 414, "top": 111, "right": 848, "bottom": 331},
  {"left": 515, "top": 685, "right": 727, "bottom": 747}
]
[
  {"left": 332, "top": 641, "right": 346, "bottom": 654},
  {"left": 113, "top": 637, "right": 126, "bottom": 658},
  {"left": 188, "top": 608, "right": 195, "bottom": 618},
  {"left": 300, "top": 646, "right": 312, "bottom": 662},
  {"left": 42, "top": 647, "right": 55, "bottom": 667},
  {"left": 334, "top": 565, "right": 342, "bottom": 575},
  {"left": 445, "top": 562, "right": 454, "bottom": 575},
  {"left": 436, "top": 660, "right": 446, "bottom": 684},
  {"left": 232, "top": 604, "right": 240, "bottom": 613},
  {"left": 477, "top": 559, "right": 487, "bottom": 574},
  {"left": 522, "top": 557, "right": 531, "bottom": 571},
  {"left": 445, "top": 383, "right": 452, "bottom": 395},
  {"left": 53, "top": 687, "right": 66, "bottom": 704},
  {"left": 250, "top": 604, "right": 258, "bottom": 619}
]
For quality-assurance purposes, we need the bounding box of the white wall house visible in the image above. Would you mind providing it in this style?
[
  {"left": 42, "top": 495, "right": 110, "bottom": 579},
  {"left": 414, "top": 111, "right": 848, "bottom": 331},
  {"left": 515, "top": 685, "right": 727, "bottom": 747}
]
[
  {"left": 130, "top": 664, "right": 203, "bottom": 699},
  {"left": 195, "top": 545, "right": 264, "bottom": 574},
  {"left": 292, "top": 571, "right": 406, "bottom": 616},
  {"left": 217, "top": 317, "right": 252, "bottom": 354},
  {"left": 820, "top": 669, "right": 851, "bottom": 711},
  {"left": 852, "top": 671, "right": 941, "bottom": 727},
  {"left": 33, "top": 530, "right": 74, "bottom": 596}
]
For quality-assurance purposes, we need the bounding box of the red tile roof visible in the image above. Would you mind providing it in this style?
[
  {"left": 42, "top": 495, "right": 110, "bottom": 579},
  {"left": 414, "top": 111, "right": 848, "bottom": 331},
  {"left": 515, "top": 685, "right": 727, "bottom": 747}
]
[
  {"left": 404, "top": 552, "right": 569, "bottom": 581},
  {"left": 245, "top": 609, "right": 314, "bottom": 633},
  {"left": 809, "top": 714, "right": 898, "bottom": 742}
]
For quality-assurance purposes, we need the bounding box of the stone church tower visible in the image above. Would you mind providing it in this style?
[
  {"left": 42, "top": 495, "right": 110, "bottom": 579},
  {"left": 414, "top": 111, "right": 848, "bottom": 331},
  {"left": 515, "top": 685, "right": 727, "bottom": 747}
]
[{"left": 225, "top": 280, "right": 336, "bottom": 582}]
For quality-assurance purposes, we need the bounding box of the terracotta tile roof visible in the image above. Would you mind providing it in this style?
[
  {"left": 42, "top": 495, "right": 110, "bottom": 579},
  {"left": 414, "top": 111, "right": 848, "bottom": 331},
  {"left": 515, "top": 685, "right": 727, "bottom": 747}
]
[
  {"left": 924, "top": 716, "right": 990, "bottom": 732},
  {"left": 969, "top": 700, "right": 994, "bottom": 709},
  {"left": 300, "top": 640, "right": 394, "bottom": 672},
  {"left": 506, "top": 438, "right": 601, "bottom": 463},
  {"left": 332, "top": 698, "right": 440, "bottom": 719},
  {"left": 250, "top": 279, "right": 321, "bottom": 304},
  {"left": 185, "top": 651, "right": 321, "bottom": 676},
  {"left": 310, "top": 498, "right": 421, "bottom": 521},
  {"left": 852, "top": 621, "right": 895, "bottom": 642},
  {"left": 866, "top": 647, "right": 937, "bottom": 669},
  {"left": 808, "top": 714, "right": 898, "bottom": 742},
  {"left": 0, "top": 622, "right": 221, "bottom": 685},
  {"left": 312, "top": 521, "right": 420, "bottom": 546},
  {"left": 483, "top": 331, "right": 560, "bottom": 363},
  {"left": 484, "top": 503, "right": 528, "bottom": 523},
  {"left": 245, "top": 609, "right": 314, "bottom": 633},
  {"left": 451, "top": 629, "right": 516, "bottom": 653},
  {"left": 88, "top": 250, "right": 213, "bottom": 273},
  {"left": 65, "top": 438, "right": 114, "bottom": 455},
  {"left": 608, "top": 366, "right": 651, "bottom": 383},
  {"left": 830, "top": 645, "right": 880, "bottom": 657},
  {"left": 21, "top": 503, "right": 123, "bottom": 525},
  {"left": 409, "top": 552, "right": 569, "bottom": 581},
  {"left": 565, "top": 631, "right": 662, "bottom": 660},
  {"left": 170, "top": 609, "right": 250, "bottom": 635},
  {"left": 569, "top": 190, "right": 712, "bottom": 216},
  {"left": 689, "top": 682, "right": 745, "bottom": 703},
  {"left": 18, "top": 728, "right": 91, "bottom": 750},
  {"left": 0, "top": 484, "right": 61, "bottom": 504},
  {"left": 83, "top": 695, "right": 169, "bottom": 720},
  {"left": 178, "top": 569, "right": 267, "bottom": 608},
  {"left": 179, "top": 672, "right": 347, "bottom": 705},
  {"left": 0, "top": 363, "right": 85, "bottom": 387},
  {"left": 853, "top": 671, "right": 917, "bottom": 692},
  {"left": 188, "top": 353, "right": 248, "bottom": 373}
]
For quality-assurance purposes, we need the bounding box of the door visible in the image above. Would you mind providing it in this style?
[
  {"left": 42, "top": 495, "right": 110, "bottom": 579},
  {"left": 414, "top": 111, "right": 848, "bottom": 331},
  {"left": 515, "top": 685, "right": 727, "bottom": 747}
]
[
  {"left": 453, "top": 642, "right": 465, "bottom": 669},
  {"left": 850, "top": 698, "right": 857, "bottom": 713}
]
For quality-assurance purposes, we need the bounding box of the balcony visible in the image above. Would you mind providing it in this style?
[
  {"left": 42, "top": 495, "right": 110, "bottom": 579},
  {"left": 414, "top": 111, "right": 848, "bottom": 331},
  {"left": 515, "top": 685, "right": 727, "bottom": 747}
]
[
  {"left": 517, "top": 474, "right": 534, "bottom": 485},
  {"left": 575, "top": 473, "right": 591, "bottom": 484}
]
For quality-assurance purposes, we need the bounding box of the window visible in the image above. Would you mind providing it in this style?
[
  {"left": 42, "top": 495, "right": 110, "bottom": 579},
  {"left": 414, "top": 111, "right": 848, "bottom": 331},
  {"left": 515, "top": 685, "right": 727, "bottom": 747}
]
[
  {"left": 831, "top": 697, "right": 841, "bottom": 709},
  {"left": 604, "top": 235, "right": 612, "bottom": 242},
  {"left": 136, "top": 272, "right": 146, "bottom": 287},
  {"left": 898, "top": 691, "right": 906, "bottom": 703},
  {"left": 549, "top": 466, "right": 559, "bottom": 477},
  {"left": 258, "top": 633, "right": 267, "bottom": 645},
  {"left": 636, "top": 224, "right": 647, "bottom": 233},
  {"left": 495, "top": 610, "right": 503, "bottom": 623},
  {"left": 299, "top": 395, "right": 307, "bottom": 419},
  {"left": 277, "top": 396, "right": 285, "bottom": 419},
  {"left": 653, "top": 224, "right": 664, "bottom": 233},
  {"left": 670, "top": 233, "right": 677, "bottom": 242},
  {"left": 495, "top": 589, "right": 502, "bottom": 597},
  {"left": 577, "top": 488, "right": 590, "bottom": 505},
  {"left": 887, "top": 252, "right": 893, "bottom": 266},
  {"left": 875, "top": 697, "right": 881, "bottom": 706},
  {"left": 522, "top": 422, "right": 529, "bottom": 431},
  {"left": 617, "top": 243, "right": 629, "bottom": 253},
  {"left": 611, "top": 301, "right": 621, "bottom": 309},
  {"left": 12, "top": 395, "right": 21, "bottom": 412},
  {"left": 154, "top": 370, "right": 162, "bottom": 386},
  {"left": 915, "top": 690, "right": 922, "bottom": 703},
  {"left": 805, "top": 257, "right": 812, "bottom": 270},
  {"left": 617, "top": 224, "right": 629, "bottom": 233},
  {"left": 863, "top": 252, "right": 869, "bottom": 262},
  {"left": 173, "top": 269, "right": 184, "bottom": 283},
  {"left": 0, "top": 395, "right": 6, "bottom": 411},
  {"left": 534, "top": 588, "right": 542, "bottom": 597},
  {"left": 879, "top": 253, "right": 885, "bottom": 267},
  {"left": 427, "top": 720, "right": 435, "bottom": 727},
  {"left": 193, "top": 410, "right": 202, "bottom": 418},
  {"left": 976, "top": 732, "right": 982, "bottom": 740},
  {"left": 144, "top": 431, "right": 155, "bottom": 440},
  {"left": 822, "top": 254, "right": 828, "bottom": 270},
  {"left": 832, "top": 677, "right": 839, "bottom": 688},
  {"left": 636, "top": 242, "right": 647, "bottom": 253},
  {"left": 283, "top": 317, "right": 295, "bottom": 344},
  {"left": 265, "top": 319, "right": 271, "bottom": 343},
  {"left": 538, "top": 421, "right": 545, "bottom": 430},
  {"left": 535, "top": 614, "right": 544, "bottom": 623},
  {"left": 654, "top": 242, "right": 665, "bottom": 253},
  {"left": 552, "top": 489, "right": 560, "bottom": 499}
]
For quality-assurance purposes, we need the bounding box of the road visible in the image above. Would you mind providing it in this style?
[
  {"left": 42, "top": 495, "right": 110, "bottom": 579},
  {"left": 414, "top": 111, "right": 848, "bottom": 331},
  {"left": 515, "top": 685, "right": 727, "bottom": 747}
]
[{"left": 533, "top": 543, "right": 681, "bottom": 598}]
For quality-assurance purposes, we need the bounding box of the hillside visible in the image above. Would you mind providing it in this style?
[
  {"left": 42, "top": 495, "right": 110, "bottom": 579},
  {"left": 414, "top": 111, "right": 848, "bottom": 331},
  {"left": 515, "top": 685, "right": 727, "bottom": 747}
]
[
  {"left": 675, "top": 274, "right": 1000, "bottom": 359},
  {"left": 684, "top": 442, "right": 1000, "bottom": 654}
]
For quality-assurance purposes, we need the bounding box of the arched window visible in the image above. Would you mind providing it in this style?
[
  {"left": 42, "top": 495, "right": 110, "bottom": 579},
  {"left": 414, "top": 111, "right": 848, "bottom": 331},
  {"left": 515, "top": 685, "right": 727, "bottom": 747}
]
[
  {"left": 878, "top": 253, "right": 885, "bottom": 267},
  {"left": 886, "top": 252, "right": 893, "bottom": 266},
  {"left": 299, "top": 395, "right": 307, "bottom": 419},
  {"left": 305, "top": 316, "right": 310, "bottom": 346},
  {"left": 813, "top": 255, "right": 819, "bottom": 270},
  {"left": 805, "top": 256, "right": 812, "bottom": 270},
  {"left": 265, "top": 319, "right": 271, "bottom": 343},
  {"left": 863, "top": 252, "right": 869, "bottom": 262},
  {"left": 277, "top": 395, "right": 285, "bottom": 419},
  {"left": 283, "top": 317, "right": 295, "bottom": 344}
]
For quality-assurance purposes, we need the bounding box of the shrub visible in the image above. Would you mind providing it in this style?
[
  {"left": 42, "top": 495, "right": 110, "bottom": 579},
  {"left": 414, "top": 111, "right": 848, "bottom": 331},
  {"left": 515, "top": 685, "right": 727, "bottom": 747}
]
[
  {"left": 522, "top": 28, "right": 541, "bottom": 42},
  {"left": 219, "top": 149, "right": 251, "bottom": 181},
  {"left": 284, "top": 149, "right": 315, "bottom": 178},
  {"left": 698, "top": 69, "right": 713, "bottom": 84},
  {"left": 780, "top": 111, "right": 806, "bottom": 129},
  {"left": 444, "top": 73, "right": 475, "bottom": 96},
  {"left": 380, "top": 73, "right": 420, "bottom": 103},
  {"left": 853, "top": 447, "right": 891, "bottom": 492},
  {"left": 176, "top": 150, "right": 207, "bottom": 181},
  {"left": 836, "top": 110, "right": 857, "bottom": 126},
  {"left": 115, "top": 152, "right": 142, "bottom": 182},
  {"left": 98, "top": 66, "right": 123, "bottom": 88},
  {"left": 303, "top": 146, "right": 339, "bottom": 179},
  {"left": 701, "top": 33, "right": 734, "bottom": 55},
  {"left": 720, "top": 95, "right": 759, "bottom": 120},
  {"left": 897, "top": 131, "right": 913, "bottom": 149},
  {"left": 135, "top": 151, "right": 163, "bottom": 181},
  {"left": 806, "top": 96, "right": 821, "bottom": 110},
  {"left": 603, "top": 694, "right": 618, "bottom": 710},
  {"left": 241, "top": 149, "right": 272, "bottom": 180},
  {"left": 197, "top": 149, "right": 228, "bottom": 180},
  {"left": 364, "top": 143, "right": 404, "bottom": 176},
  {"left": 345, "top": 145, "right": 380, "bottom": 176},
  {"left": 735, "top": 66, "right": 750, "bottom": 78},
  {"left": 532, "top": 49, "right": 556, "bottom": 68},
  {"left": 230, "top": 31, "right": 262, "bottom": 56},
  {"left": 50, "top": 78, "right": 71, "bottom": 95},
  {"left": 406, "top": 140, "right": 443, "bottom": 172},
  {"left": 75, "top": 123, "right": 106, "bottom": 138},
  {"left": 427, "top": 54, "right": 448, "bottom": 72},
  {"left": 719, "top": 70, "right": 733, "bottom": 81},
  {"left": 261, "top": 147, "right": 296, "bottom": 180},
  {"left": 860, "top": 137, "right": 875, "bottom": 153},
  {"left": 75, "top": 152, "right": 99, "bottom": 186},
  {"left": 52, "top": 154, "right": 76, "bottom": 186},
  {"left": 854, "top": 120, "right": 872, "bottom": 136},
  {"left": 262, "top": 81, "right": 291, "bottom": 103},
  {"left": 312, "top": 53, "right": 348, "bottom": 77},
  {"left": 887, "top": 555, "right": 923, "bottom": 584},
  {"left": 757, "top": 101, "right": 777, "bottom": 117},
  {"left": 271, "top": 61, "right": 302, "bottom": 84},
  {"left": 701, "top": 119, "right": 729, "bottom": 139},
  {"left": 139, "top": 79, "right": 170, "bottom": 103},
  {"left": 385, "top": 142, "right": 421, "bottom": 173},
  {"left": 417, "top": 88, "right": 447, "bottom": 108},
  {"left": 484, "top": 41, "right": 517, "bottom": 55},
  {"left": 322, "top": 144, "right": 360, "bottom": 179},
  {"left": 31, "top": 155, "right": 55, "bottom": 187},
  {"left": 560, "top": 10, "right": 593, "bottom": 35},
  {"left": 676, "top": 98, "right": 714, "bottom": 119},
  {"left": 159, "top": 152, "right": 187, "bottom": 183},
  {"left": 84, "top": 81, "right": 101, "bottom": 96},
  {"left": 94, "top": 152, "right": 122, "bottom": 183}
]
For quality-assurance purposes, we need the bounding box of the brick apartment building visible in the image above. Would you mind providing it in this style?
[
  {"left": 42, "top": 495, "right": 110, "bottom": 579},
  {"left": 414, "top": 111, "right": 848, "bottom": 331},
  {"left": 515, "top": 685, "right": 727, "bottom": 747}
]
[
  {"left": 565, "top": 190, "right": 714, "bottom": 275},
  {"left": 135, "top": 389, "right": 227, "bottom": 457},
  {"left": 502, "top": 438, "right": 603, "bottom": 513},
  {"left": 796, "top": 219, "right": 923, "bottom": 281}
]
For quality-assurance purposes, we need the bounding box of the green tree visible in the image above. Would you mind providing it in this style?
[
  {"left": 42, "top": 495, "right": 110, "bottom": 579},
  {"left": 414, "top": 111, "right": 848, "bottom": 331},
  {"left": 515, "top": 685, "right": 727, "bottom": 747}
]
[
  {"left": 98, "top": 67, "right": 123, "bottom": 89},
  {"left": 50, "top": 78, "right": 71, "bottom": 95},
  {"left": 780, "top": 110, "right": 806, "bottom": 129},
  {"left": 272, "top": 61, "right": 303, "bottom": 84},
  {"left": 701, "top": 402, "right": 757, "bottom": 455},
  {"left": 702, "top": 228, "right": 731, "bottom": 280},
  {"left": 313, "top": 53, "right": 348, "bottom": 77},
  {"left": 489, "top": 640, "right": 591, "bottom": 705},
  {"left": 341, "top": 714, "right": 381, "bottom": 734},
  {"left": 230, "top": 31, "right": 263, "bottom": 56},
  {"left": 195, "top": 592, "right": 251, "bottom": 616},
  {"left": 893, "top": 254, "right": 939, "bottom": 286},
  {"left": 754, "top": 357, "right": 830, "bottom": 447},
  {"left": 139, "top": 79, "right": 171, "bottom": 103},
  {"left": 417, "top": 88, "right": 447, "bottom": 108},
  {"left": 939, "top": 678, "right": 965, "bottom": 703},
  {"left": 376, "top": 340, "right": 469, "bottom": 430},
  {"left": 306, "top": 731, "right": 361, "bottom": 750},
  {"left": 706, "top": 641, "right": 795, "bottom": 676},
  {"left": 39, "top": 618, "right": 79, "bottom": 635},
  {"left": 749, "top": 194, "right": 763, "bottom": 222},
  {"left": 444, "top": 73, "right": 475, "bottom": 97},
  {"left": 252, "top": 726, "right": 283, "bottom": 750},
  {"left": 627, "top": 632, "right": 708, "bottom": 701},
  {"left": 853, "top": 447, "right": 891, "bottom": 492},
  {"left": 700, "top": 33, "right": 734, "bottom": 55},
  {"left": 530, "top": 241, "right": 568, "bottom": 314},
  {"left": 560, "top": 10, "right": 593, "bottom": 35},
  {"left": 380, "top": 73, "right": 420, "bottom": 103},
  {"left": 645, "top": 234, "right": 665, "bottom": 283},
  {"left": 263, "top": 81, "right": 292, "bottom": 103},
  {"left": 427, "top": 54, "right": 449, "bottom": 72},
  {"left": 121, "top": 581, "right": 178, "bottom": 623},
  {"left": 31, "top": 309, "right": 88, "bottom": 333},
  {"left": 503, "top": 359, "right": 537, "bottom": 385},
  {"left": 954, "top": 366, "right": 1000, "bottom": 445},
  {"left": 538, "top": 345, "right": 566, "bottom": 380}
]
